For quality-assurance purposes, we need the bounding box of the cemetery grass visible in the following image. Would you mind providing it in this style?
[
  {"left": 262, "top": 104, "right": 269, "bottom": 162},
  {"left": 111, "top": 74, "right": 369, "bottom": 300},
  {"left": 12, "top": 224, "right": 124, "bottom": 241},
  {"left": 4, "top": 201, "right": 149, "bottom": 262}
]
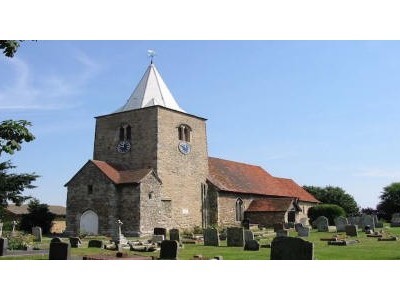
[{"left": 2, "top": 226, "right": 400, "bottom": 260}]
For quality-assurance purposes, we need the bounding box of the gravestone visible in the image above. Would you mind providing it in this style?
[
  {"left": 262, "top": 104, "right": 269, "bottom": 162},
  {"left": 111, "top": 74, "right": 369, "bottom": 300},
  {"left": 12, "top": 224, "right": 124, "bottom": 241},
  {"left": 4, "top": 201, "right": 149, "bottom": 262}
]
[
  {"left": 50, "top": 237, "right": 63, "bottom": 243},
  {"left": 0, "top": 222, "right": 3, "bottom": 238},
  {"left": 297, "top": 226, "right": 310, "bottom": 237},
  {"left": 315, "top": 216, "right": 329, "bottom": 232},
  {"left": 49, "top": 242, "right": 71, "bottom": 260},
  {"left": 32, "top": 226, "right": 42, "bottom": 242},
  {"left": 241, "top": 219, "right": 250, "bottom": 230},
  {"left": 391, "top": 213, "right": 400, "bottom": 227},
  {"left": 373, "top": 215, "right": 383, "bottom": 228},
  {"left": 69, "top": 237, "right": 82, "bottom": 248},
  {"left": 159, "top": 240, "right": 179, "bottom": 260},
  {"left": 169, "top": 228, "right": 180, "bottom": 242},
  {"left": 270, "top": 236, "right": 314, "bottom": 260},
  {"left": 226, "top": 227, "right": 244, "bottom": 247},
  {"left": 0, "top": 238, "right": 7, "bottom": 256},
  {"left": 361, "top": 214, "right": 375, "bottom": 231},
  {"left": 244, "top": 230, "right": 254, "bottom": 242},
  {"left": 244, "top": 240, "right": 260, "bottom": 251},
  {"left": 345, "top": 224, "right": 358, "bottom": 237},
  {"left": 88, "top": 240, "right": 103, "bottom": 248},
  {"left": 294, "top": 223, "right": 303, "bottom": 232},
  {"left": 276, "top": 229, "right": 289, "bottom": 237},
  {"left": 152, "top": 235, "right": 165, "bottom": 244},
  {"left": 203, "top": 228, "right": 220, "bottom": 246},
  {"left": 273, "top": 223, "right": 284, "bottom": 232},
  {"left": 334, "top": 216, "right": 348, "bottom": 232},
  {"left": 154, "top": 227, "right": 167, "bottom": 238}
]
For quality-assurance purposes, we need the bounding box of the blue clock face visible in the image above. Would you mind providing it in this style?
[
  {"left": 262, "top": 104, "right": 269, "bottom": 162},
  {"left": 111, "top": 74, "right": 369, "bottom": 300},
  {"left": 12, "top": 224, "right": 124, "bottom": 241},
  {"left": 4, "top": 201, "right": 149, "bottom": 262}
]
[
  {"left": 116, "top": 140, "right": 131, "bottom": 153},
  {"left": 178, "top": 141, "right": 191, "bottom": 155}
]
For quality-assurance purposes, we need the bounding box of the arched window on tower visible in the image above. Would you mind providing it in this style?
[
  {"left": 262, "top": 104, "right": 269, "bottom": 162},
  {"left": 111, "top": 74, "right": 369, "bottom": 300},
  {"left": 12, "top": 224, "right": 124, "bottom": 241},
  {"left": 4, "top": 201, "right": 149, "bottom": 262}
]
[
  {"left": 118, "top": 124, "right": 132, "bottom": 141},
  {"left": 119, "top": 126, "right": 125, "bottom": 141},
  {"left": 235, "top": 198, "right": 244, "bottom": 222},
  {"left": 126, "top": 125, "right": 131, "bottom": 141},
  {"left": 178, "top": 124, "right": 191, "bottom": 142}
]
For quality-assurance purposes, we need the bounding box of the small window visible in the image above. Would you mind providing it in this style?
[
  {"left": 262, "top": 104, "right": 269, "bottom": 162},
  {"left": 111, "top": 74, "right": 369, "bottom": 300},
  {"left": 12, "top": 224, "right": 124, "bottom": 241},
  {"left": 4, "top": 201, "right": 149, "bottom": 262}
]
[
  {"left": 88, "top": 185, "right": 93, "bottom": 195},
  {"left": 148, "top": 191, "right": 154, "bottom": 199},
  {"left": 119, "top": 126, "right": 125, "bottom": 141},
  {"left": 178, "top": 124, "right": 191, "bottom": 142},
  {"left": 126, "top": 125, "right": 132, "bottom": 141}
]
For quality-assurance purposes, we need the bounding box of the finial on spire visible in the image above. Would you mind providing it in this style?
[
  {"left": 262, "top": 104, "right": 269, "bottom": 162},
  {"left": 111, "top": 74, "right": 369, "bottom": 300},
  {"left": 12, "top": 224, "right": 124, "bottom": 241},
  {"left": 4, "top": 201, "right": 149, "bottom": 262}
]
[{"left": 147, "top": 49, "right": 156, "bottom": 64}]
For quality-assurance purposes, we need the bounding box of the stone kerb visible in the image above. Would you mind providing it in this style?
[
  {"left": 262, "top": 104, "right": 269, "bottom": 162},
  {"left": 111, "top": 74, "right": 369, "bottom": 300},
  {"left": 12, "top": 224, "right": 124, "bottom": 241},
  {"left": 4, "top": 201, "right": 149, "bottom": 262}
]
[
  {"left": 203, "top": 228, "right": 219, "bottom": 246},
  {"left": 334, "top": 217, "right": 348, "bottom": 232},
  {"left": 315, "top": 216, "right": 329, "bottom": 232},
  {"left": 227, "top": 227, "right": 244, "bottom": 247},
  {"left": 270, "top": 236, "right": 314, "bottom": 260}
]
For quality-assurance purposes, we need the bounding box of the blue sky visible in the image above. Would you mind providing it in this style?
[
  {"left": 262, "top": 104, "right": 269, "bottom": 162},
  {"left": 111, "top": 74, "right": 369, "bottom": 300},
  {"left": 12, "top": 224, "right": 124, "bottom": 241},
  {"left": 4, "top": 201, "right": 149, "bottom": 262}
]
[{"left": 1, "top": 40, "right": 400, "bottom": 209}]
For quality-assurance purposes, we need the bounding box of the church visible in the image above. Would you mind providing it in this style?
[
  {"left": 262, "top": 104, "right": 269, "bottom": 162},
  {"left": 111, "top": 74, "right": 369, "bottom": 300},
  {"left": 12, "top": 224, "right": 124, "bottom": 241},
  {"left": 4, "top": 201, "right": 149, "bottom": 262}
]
[{"left": 65, "top": 59, "right": 319, "bottom": 237}]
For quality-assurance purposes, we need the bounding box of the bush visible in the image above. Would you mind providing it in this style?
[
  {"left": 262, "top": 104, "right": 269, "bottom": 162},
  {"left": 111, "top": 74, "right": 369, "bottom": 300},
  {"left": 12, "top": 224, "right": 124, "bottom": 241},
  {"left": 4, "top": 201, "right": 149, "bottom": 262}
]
[
  {"left": 308, "top": 204, "right": 346, "bottom": 225},
  {"left": 7, "top": 233, "right": 34, "bottom": 250}
]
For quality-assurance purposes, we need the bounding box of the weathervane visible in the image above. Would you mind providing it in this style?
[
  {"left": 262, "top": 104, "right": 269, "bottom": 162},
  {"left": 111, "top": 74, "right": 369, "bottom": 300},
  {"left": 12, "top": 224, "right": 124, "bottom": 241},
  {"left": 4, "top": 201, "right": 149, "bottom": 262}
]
[{"left": 147, "top": 49, "right": 156, "bottom": 64}]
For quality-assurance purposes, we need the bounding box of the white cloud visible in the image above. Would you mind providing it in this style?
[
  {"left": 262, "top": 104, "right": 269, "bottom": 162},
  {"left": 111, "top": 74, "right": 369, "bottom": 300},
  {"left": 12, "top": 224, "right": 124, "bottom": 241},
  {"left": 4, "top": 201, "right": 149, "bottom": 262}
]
[{"left": 0, "top": 51, "right": 101, "bottom": 111}]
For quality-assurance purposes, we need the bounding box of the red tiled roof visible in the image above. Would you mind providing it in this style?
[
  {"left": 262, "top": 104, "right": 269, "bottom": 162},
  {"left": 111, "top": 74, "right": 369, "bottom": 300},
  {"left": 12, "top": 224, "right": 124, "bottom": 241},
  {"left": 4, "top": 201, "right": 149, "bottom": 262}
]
[
  {"left": 91, "top": 160, "right": 155, "bottom": 184},
  {"left": 208, "top": 157, "right": 318, "bottom": 203},
  {"left": 246, "top": 198, "right": 293, "bottom": 212},
  {"left": 7, "top": 204, "right": 66, "bottom": 215}
]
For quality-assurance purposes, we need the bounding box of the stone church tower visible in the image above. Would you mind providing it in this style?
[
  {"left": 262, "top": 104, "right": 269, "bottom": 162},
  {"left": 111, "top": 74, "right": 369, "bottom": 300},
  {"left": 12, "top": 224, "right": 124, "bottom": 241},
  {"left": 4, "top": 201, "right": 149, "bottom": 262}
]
[{"left": 65, "top": 62, "right": 208, "bottom": 237}]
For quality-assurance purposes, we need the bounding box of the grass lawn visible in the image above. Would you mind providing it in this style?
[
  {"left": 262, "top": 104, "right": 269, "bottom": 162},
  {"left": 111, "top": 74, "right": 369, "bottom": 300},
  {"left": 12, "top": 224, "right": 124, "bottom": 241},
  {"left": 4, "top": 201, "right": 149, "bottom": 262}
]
[{"left": 2, "top": 225, "right": 400, "bottom": 260}]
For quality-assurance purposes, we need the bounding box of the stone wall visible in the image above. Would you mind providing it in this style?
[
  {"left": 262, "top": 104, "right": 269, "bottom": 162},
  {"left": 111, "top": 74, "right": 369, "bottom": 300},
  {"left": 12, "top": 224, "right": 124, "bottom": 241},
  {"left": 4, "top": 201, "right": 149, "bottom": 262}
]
[
  {"left": 244, "top": 211, "right": 286, "bottom": 227},
  {"left": 217, "top": 193, "right": 253, "bottom": 227}
]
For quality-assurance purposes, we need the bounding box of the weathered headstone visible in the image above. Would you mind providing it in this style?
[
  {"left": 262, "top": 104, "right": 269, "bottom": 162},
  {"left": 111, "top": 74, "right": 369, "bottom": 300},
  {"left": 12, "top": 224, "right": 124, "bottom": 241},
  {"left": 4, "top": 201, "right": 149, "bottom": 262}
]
[
  {"left": 169, "top": 228, "right": 180, "bottom": 242},
  {"left": 345, "top": 224, "right": 358, "bottom": 237},
  {"left": 334, "top": 216, "right": 348, "bottom": 232},
  {"left": 273, "top": 223, "right": 284, "bottom": 232},
  {"left": 49, "top": 242, "right": 70, "bottom": 260},
  {"left": 391, "top": 213, "right": 400, "bottom": 227},
  {"left": 152, "top": 235, "right": 165, "bottom": 244},
  {"left": 226, "top": 227, "right": 244, "bottom": 247},
  {"left": 315, "top": 216, "right": 329, "bottom": 232},
  {"left": 69, "top": 237, "right": 82, "bottom": 248},
  {"left": 244, "top": 240, "right": 260, "bottom": 251},
  {"left": 361, "top": 214, "right": 375, "bottom": 231},
  {"left": 244, "top": 230, "right": 254, "bottom": 242},
  {"left": 154, "top": 227, "right": 167, "bottom": 238},
  {"left": 32, "top": 226, "right": 42, "bottom": 242},
  {"left": 270, "top": 236, "right": 314, "bottom": 260},
  {"left": 294, "top": 223, "right": 303, "bottom": 232},
  {"left": 88, "top": 240, "right": 103, "bottom": 248},
  {"left": 203, "top": 228, "right": 220, "bottom": 246},
  {"left": 276, "top": 229, "right": 289, "bottom": 237},
  {"left": 159, "top": 240, "right": 179, "bottom": 260},
  {"left": 241, "top": 219, "right": 250, "bottom": 230},
  {"left": 0, "top": 238, "right": 7, "bottom": 256},
  {"left": 297, "top": 226, "right": 310, "bottom": 237},
  {"left": 50, "top": 237, "right": 63, "bottom": 243}
]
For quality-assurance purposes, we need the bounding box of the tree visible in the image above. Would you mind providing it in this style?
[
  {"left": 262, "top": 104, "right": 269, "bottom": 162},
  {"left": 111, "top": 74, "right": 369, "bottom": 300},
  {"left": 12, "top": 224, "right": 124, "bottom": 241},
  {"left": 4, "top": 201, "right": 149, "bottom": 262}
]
[
  {"left": 303, "top": 185, "right": 360, "bottom": 215},
  {"left": 0, "top": 120, "right": 35, "bottom": 155},
  {"left": 0, "top": 40, "right": 21, "bottom": 58},
  {"left": 376, "top": 182, "right": 400, "bottom": 221},
  {"left": 19, "top": 199, "right": 55, "bottom": 234},
  {"left": 308, "top": 203, "right": 346, "bottom": 225}
]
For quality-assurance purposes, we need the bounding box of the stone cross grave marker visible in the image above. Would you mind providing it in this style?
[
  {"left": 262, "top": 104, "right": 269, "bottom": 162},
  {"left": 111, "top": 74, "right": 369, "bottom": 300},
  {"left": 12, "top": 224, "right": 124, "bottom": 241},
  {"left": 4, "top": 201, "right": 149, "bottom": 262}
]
[
  {"left": 244, "top": 230, "right": 254, "bottom": 242},
  {"left": 32, "top": 226, "right": 42, "bottom": 242},
  {"left": 227, "top": 227, "right": 244, "bottom": 247},
  {"left": 334, "top": 216, "right": 348, "bottom": 232},
  {"left": 203, "top": 228, "right": 219, "bottom": 246},
  {"left": 315, "top": 216, "right": 329, "bottom": 232},
  {"left": 270, "top": 236, "right": 314, "bottom": 260},
  {"left": 345, "top": 224, "right": 358, "bottom": 237},
  {"left": 159, "top": 240, "right": 179, "bottom": 260},
  {"left": 11, "top": 220, "right": 18, "bottom": 237},
  {"left": 297, "top": 226, "right": 310, "bottom": 237},
  {"left": 0, "top": 238, "right": 7, "bottom": 257},
  {"left": 244, "top": 239, "right": 260, "bottom": 251},
  {"left": 49, "top": 242, "right": 71, "bottom": 260},
  {"left": 169, "top": 228, "right": 180, "bottom": 242}
]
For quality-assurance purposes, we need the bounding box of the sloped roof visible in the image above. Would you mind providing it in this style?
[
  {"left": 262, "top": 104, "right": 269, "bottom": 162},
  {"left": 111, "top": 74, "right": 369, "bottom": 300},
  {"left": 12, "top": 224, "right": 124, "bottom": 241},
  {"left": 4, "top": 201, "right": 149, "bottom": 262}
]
[
  {"left": 208, "top": 157, "right": 318, "bottom": 203},
  {"left": 6, "top": 204, "right": 66, "bottom": 216},
  {"left": 246, "top": 198, "right": 293, "bottom": 212},
  {"left": 114, "top": 63, "right": 185, "bottom": 113}
]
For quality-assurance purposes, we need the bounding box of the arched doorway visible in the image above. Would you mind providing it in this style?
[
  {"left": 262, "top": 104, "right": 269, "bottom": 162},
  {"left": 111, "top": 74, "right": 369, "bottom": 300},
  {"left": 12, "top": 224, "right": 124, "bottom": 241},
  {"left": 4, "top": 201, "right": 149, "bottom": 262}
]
[{"left": 80, "top": 210, "right": 99, "bottom": 235}]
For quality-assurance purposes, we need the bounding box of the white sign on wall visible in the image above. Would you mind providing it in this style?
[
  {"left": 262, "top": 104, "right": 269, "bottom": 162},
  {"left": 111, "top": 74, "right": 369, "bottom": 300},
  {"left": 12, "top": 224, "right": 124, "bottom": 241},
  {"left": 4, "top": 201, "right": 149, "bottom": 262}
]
[{"left": 182, "top": 209, "right": 189, "bottom": 215}]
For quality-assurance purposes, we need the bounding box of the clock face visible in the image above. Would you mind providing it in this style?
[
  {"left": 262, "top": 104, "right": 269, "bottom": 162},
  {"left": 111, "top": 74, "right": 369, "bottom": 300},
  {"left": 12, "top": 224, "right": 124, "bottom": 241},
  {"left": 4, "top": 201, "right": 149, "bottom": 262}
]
[
  {"left": 178, "top": 141, "right": 191, "bottom": 155},
  {"left": 116, "top": 140, "right": 131, "bottom": 153}
]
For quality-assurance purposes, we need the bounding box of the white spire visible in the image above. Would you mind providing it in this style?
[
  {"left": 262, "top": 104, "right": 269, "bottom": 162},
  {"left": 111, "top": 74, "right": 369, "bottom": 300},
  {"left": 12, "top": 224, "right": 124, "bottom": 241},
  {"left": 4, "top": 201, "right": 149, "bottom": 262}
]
[{"left": 115, "top": 62, "right": 185, "bottom": 113}]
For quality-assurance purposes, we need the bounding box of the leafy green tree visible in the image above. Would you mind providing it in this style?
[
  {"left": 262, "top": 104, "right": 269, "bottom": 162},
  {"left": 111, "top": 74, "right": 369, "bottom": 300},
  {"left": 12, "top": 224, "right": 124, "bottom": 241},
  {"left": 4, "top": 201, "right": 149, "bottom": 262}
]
[
  {"left": 376, "top": 182, "right": 400, "bottom": 221},
  {"left": 0, "top": 40, "right": 21, "bottom": 57},
  {"left": 303, "top": 185, "right": 360, "bottom": 215},
  {"left": 19, "top": 199, "right": 55, "bottom": 234},
  {"left": 0, "top": 120, "right": 35, "bottom": 155},
  {"left": 308, "top": 204, "right": 346, "bottom": 225}
]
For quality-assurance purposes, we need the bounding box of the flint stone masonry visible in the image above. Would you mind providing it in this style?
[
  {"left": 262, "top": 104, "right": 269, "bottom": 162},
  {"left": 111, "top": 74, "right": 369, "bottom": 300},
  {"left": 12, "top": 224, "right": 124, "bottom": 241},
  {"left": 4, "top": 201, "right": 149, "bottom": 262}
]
[
  {"left": 334, "top": 217, "right": 348, "bottom": 232},
  {"left": 0, "top": 238, "right": 7, "bottom": 256},
  {"left": 32, "top": 227, "right": 42, "bottom": 242},
  {"left": 345, "top": 225, "right": 358, "bottom": 237},
  {"left": 227, "top": 227, "right": 244, "bottom": 247},
  {"left": 49, "top": 242, "right": 71, "bottom": 260},
  {"left": 270, "top": 236, "right": 314, "bottom": 260},
  {"left": 159, "top": 240, "right": 179, "bottom": 260},
  {"left": 169, "top": 229, "right": 180, "bottom": 242},
  {"left": 315, "top": 216, "right": 329, "bottom": 232},
  {"left": 203, "top": 228, "right": 219, "bottom": 246},
  {"left": 244, "top": 240, "right": 260, "bottom": 251}
]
